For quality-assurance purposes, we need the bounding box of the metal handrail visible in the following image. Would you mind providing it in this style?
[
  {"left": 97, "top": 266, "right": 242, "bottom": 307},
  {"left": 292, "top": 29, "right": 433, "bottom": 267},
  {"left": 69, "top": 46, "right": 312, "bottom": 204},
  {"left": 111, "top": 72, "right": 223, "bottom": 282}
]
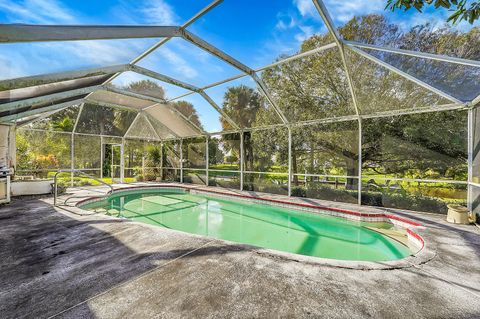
[{"left": 54, "top": 169, "right": 114, "bottom": 206}]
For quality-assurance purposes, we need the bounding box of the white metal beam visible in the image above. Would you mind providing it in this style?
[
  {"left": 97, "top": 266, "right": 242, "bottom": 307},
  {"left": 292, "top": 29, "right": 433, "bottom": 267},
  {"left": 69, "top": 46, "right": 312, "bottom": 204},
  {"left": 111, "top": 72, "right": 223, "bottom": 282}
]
[
  {"left": 83, "top": 98, "right": 142, "bottom": 113},
  {"left": 123, "top": 112, "right": 141, "bottom": 138},
  {"left": 201, "top": 74, "right": 247, "bottom": 90},
  {"left": 180, "top": 31, "right": 288, "bottom": 125},
  {"left": 472, "top": 94, "right": 480, "bottom": 107},
  {"left": 311, "top": 0, "right": 363, "bottom": 205},
  {"left": 72, "top": 103, "right": 84, "bottom": 133},
  {"left": 251, "top": 73, "right": 288, "bottom": 124},
  {"left": 142, "top": 102, "right": 207, "bottom": 135},
  {"left": 158, "top": 102, "right": 466, "bottom": 142},
  {"left": 345, "top": 40, "right": 480, "bottom": 68},
  {"left": 311, "top": 0, "right": 342, "bottom": 45},
  {"left": 131, "top": 0, "right": 223, "bottom": 65},
  {"left": 129, "top": 65, "right": 200, "bottom": 92},
  {"left": 467, "top": 108, "right": 474, "bottom": 210},
  {"left": 256, "top": 42, "right": 337, "bottom": 72},
  {"left": 310, "top": 0, "right": 361, "bottom": 117},
  {"left": 103, "top": 0, "right": 224, "bottom": 85},
  {"left": 0, "top": 85, "right": 99, "bottom": 112},
  {"left": 198, "top": 90, "right": 240, "bottom": 130},
  {"left": 16, "top": 107, "right": 66, "bottom": 128},
  {"left": 0, "top": 98, "right": 84, "bottom": 122},
  {"left": 129, "top": 67, "right": 245, "bottom": 132},
  {"left": 167, "top": 91, "right": 196, "bottom": 102},
  {"left": 144, "top": 113, "right": 168, "bottom": 140},
  {"left": 0, "top": 24, "right": 182, "bottom": 42},
  {"left": 102, "top": 86, "right": 166, "bottom": 104},
  {"left": 182, "top": 29, "right": 252, "bottom": 75},
  {"left": 146, "top": 112, "right": 181, "bottom": 139},
  {"left": 361, "top": 103, "right": 466, "bottom": 119},
  {"left": 0, "top": 64, "right": 129, "bottom": 91}
]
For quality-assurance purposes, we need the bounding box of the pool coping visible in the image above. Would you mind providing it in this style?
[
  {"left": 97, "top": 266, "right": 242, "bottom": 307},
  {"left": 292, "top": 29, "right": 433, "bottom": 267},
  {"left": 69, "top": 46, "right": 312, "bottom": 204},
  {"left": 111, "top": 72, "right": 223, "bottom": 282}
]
[{"left": 72, "top": 184, "right": 435, "bottom": 270}]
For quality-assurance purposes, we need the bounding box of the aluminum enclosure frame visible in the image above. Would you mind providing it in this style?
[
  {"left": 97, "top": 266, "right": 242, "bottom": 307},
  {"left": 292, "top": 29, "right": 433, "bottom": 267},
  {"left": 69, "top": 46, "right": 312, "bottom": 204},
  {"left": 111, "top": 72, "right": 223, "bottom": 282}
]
[{"left": 3, "top": 0, "right": 479, "bottom": 213}]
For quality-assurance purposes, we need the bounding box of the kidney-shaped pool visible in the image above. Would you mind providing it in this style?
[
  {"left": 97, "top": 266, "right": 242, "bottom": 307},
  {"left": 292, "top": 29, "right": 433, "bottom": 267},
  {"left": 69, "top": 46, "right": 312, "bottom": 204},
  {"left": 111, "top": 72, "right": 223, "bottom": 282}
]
[{"left": 80, "top": 188, "right": 412, "bottom": 261}]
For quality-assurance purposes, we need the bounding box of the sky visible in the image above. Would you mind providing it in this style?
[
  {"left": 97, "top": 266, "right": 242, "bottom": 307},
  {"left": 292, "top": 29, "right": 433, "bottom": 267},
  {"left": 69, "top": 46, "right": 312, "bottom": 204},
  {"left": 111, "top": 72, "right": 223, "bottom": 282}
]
[{"left": 0, "top": 0, "right": 478, "bottom": 132}]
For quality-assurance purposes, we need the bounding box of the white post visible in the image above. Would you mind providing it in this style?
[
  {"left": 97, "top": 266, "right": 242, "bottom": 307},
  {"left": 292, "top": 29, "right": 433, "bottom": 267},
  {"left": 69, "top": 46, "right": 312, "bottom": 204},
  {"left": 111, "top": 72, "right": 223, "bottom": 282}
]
[
  {"left": 205, "top": 135, "right": 209, "bottom": 186},
  {"left": 288, "top": 126, "right": 292, "bottom": 197},
  {"left": 120, "top": 139, "right": 125, "bottom": 183},
  {"left": 180, "top": 139, "right": 183, "bottom": 183},
  {"left": 100, "top": 136, "right": 104, "bottom": 179},
  {"left": 71, "top": 104, "right": 83, "bottom": 186},
  {"left": 160, "top": 142, "right": 163, "bottom": 181},
  {"left": 70, "top": 132, "right": 74, "bottom": 187},
  {"left": 358, "top": 118, "right": 363, "bottom": 205},
  {"left": 240, "top": 131, "right": 244, "bottom": 191},
  {"left": 467, "top": 108, "right": 473, "bottom": 211}
]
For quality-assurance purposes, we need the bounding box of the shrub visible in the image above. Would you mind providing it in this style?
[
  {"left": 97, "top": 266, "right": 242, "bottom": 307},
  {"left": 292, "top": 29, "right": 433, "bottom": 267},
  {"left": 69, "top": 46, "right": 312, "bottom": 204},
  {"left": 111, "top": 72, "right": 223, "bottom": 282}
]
[
  {"left": 304, "top": 184, "right": 357, "bottom": 204},
  {"left": 361, "top": 192, "right": 383, "bottom": 206},
  {"left": 291, "top": 186, "right": 306, "bottom": 197},
  {"left": 208, "top": 179, "right": 239, "bottom": 189},
  {"left": 54, "top": 181, "right": 68, "bottom": 194},
  {"left": 382, "top": 193, "right": 448, "bottom": 214}
]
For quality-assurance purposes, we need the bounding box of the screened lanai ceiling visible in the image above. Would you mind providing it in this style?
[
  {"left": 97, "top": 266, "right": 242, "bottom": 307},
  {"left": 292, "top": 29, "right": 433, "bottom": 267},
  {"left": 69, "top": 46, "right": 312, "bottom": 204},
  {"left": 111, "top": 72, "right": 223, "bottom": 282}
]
[{"left": 1, "top": 0, "right": 479, "bottom": 140}]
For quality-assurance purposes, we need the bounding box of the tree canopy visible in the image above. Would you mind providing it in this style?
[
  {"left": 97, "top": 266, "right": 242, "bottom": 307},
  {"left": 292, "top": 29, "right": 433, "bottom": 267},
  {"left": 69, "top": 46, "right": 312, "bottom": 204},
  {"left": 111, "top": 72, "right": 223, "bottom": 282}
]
[
  {"left": 217, "top": 14, "right": 473, "bottom": 187},
  {"left": 386, "top": 0, "right": 480, "bottom": 24}
]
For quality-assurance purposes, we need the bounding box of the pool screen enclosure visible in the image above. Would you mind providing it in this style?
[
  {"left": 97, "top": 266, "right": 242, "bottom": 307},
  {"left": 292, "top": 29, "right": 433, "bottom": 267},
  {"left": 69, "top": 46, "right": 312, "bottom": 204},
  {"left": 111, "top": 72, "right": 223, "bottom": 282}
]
[{"left": 1, "top": 0, "right": 479, "bottom": 215}]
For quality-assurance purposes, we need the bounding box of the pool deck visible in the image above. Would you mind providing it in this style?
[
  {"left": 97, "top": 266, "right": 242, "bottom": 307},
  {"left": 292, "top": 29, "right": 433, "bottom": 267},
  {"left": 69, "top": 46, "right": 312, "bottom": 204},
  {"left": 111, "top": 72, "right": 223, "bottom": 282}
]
[{"left": 1, "top": 183, "right": 480, "bottom": 318}]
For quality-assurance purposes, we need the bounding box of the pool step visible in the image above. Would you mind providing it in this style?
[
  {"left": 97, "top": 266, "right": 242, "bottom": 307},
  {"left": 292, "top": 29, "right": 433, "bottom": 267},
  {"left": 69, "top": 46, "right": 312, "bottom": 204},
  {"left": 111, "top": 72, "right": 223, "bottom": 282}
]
[{"left": 364, "top": 226, "right": 409, "bottom": 246}]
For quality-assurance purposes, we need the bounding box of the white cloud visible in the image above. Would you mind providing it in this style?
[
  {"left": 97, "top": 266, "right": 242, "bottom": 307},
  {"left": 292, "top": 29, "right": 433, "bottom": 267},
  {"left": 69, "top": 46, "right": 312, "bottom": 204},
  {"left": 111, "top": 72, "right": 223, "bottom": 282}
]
[
  {"left": 0, "top": 0, "right": 179, "bottom": 80},
  {"left": 275, "top": 13, "right": 297, "bottom": 30},
  {"left": 140, "top": 0, "right": 179, "bottom": 25},
  {"left": 156, "top": 47, "right": 198, "bottom": 79},
  {"left": 112, "top": 72, "right": 146, "bottom": 87},
  {"left": 293, "top": 0, "right": 317, "bottom": 18},
  {"left": 396, "top": 11, "right": 447, "bottom": 31},
  {"left": 57, "top": 41, "right": 146, "bottom": 66},
  {"left": 323, "top": 0, "right": 384, "bottom": 23},
  {"left": 320, "top": 0, "right": 469, "bottom": 32},
  {"left": 294, "top": 25, "right": 315, "bottom": 42},
  {"left": 0, "top": 0, "right": 75, "bottom": 23},
  {"left": 0, "top": 56, "right": 26, "bottom": 79}
]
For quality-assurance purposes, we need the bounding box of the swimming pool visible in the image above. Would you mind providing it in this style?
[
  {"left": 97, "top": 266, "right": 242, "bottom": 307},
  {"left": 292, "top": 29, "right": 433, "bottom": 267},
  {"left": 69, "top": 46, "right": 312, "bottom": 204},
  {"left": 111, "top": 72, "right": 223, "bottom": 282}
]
[{"left": 80, "top": 188, "right": 412, "bottom": 261}]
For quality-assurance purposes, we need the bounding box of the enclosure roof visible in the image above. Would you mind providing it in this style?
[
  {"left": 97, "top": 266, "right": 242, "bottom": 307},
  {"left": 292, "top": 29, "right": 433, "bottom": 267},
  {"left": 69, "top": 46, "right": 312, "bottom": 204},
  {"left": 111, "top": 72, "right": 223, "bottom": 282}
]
[{"left": 1, "top": 0, "right": 479, "bottom": 139}]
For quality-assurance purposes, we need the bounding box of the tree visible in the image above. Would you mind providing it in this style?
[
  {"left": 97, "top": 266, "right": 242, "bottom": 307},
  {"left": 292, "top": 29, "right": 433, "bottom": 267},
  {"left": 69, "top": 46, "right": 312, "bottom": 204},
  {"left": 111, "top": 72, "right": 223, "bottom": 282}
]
[
  {"left": 220, "top": 85, "right": 266, "bottom": 172},
  {"left": 207, "top": 137, "right": 224, "bottom": 166},
  {"left": 337, "top": 15, "right": 475, "bottom": 181},
  {"left": 386, "top": 0, "right": 480, "bottom": 24},
  {"left": 171, "top": 100, "right": 203, "bottom": 129},
  {"left": 254, "top": 14, "right": 475, "bottom": 192},
  {"left": 121, "top": 79, "right": 204, "bottom": 131},
  {"left": 77, "top": 103, "right": 136, "bottom": 136},
  {"left": 220, "top": 85, "right": 262, "bottom": 129},
  {"left": 125, "top": 79, "right": 165, "bottom": 99},
  {"left": 51, "top": 116, "right": 74, "bottom": 132},
  {"left": 260, "top": 31, "right": 358, "bottom": 189}
]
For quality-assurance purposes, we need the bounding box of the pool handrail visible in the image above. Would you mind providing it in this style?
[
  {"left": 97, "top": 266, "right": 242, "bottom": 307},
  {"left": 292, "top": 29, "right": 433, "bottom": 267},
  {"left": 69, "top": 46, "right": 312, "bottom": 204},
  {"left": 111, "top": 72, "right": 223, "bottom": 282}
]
[{"left": 53, "top": 169, "right": 114, "bottom": 206}]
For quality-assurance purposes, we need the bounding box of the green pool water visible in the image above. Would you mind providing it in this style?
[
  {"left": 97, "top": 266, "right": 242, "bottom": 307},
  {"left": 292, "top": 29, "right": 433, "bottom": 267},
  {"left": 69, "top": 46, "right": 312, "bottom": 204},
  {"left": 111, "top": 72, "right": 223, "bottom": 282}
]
[{"left": 81, "top": 189, "right": 411, "bottom": 261}]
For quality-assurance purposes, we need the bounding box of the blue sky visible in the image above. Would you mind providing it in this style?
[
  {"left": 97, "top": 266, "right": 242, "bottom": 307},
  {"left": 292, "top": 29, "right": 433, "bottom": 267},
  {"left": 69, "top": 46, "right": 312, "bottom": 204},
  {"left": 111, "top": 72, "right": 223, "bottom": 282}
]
[
  {"left": 1, "top": 0, "right": 478, "bottom": 132},
  {"left": 2, "top": 0, "right": 476, "bottom": 80}
]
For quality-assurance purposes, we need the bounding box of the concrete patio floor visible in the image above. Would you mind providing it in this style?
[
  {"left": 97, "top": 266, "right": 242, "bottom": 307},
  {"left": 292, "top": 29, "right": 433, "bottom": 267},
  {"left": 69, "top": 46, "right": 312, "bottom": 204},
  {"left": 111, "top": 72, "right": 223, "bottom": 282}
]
[{"left": 1, "top": 184, "right": 480, "bottom": 318}]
